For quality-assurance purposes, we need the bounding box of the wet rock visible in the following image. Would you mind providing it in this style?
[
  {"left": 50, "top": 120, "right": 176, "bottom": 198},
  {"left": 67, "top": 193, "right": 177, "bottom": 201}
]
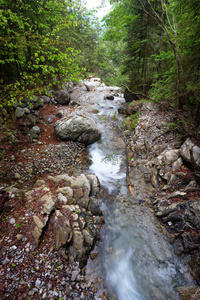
[
  {"left": 180, "top": 138, "right": 200, "bottom": 167},
  {"left": 185, "top": 201, "right": 200, "bottom": 230},
  {"left": 88, "top": 197, "right": 102, "bottom": 216},
  {"left": 54, "top": 111, "right": 102, "bottom": 145},
  {"left": 163, "top": 211, "right": 183, "bottom": 224}
]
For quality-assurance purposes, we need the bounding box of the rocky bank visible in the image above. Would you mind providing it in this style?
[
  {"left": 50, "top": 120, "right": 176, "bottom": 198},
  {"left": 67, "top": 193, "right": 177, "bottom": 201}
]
[{"left": 0, "top": 77, "right": 200, "bottom": 299}]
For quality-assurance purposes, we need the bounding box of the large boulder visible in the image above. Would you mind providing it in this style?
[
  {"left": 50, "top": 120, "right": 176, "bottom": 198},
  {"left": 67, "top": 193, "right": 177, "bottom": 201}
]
[
  {"left": 180, "top": 138, "right": 200, "bottom": 167},
  {"left": 54, "top": 111, "right": 102, "bottom": 145}
]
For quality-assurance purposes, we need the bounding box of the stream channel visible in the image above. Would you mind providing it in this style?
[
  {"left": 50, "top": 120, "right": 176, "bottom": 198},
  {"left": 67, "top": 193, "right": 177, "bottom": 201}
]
[{"left": 77, "top": 81, "right": 196, "bottom": 300}]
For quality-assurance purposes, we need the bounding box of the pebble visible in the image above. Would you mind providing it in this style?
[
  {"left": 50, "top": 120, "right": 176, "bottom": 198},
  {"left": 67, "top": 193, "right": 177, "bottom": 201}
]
[
  {"left": 16, "top": 234, "right": 23, "bottom": 240},
  {"left": 14, "top": 173, "right": 21, "bottom": 179},
  {"left": 71, "top": 270, "right": 80, "bottom": 281},
  {"left": 2, "top": 258, "right": 10, "bottom": 265},
  {"left": 9, "top": 218, "right": 16, "bottom": 225},
  {"left": 35, "top": 279, "right": 41, "bottom": 289},
  {"left": 10, "top": 245, "right": 17, "bottom": 251}
]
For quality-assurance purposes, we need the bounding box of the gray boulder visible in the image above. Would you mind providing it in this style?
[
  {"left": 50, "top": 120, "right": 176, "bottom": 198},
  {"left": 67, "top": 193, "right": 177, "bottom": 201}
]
[
  {"left": 25, "top": 114, "right": 37, "bottom": 128},
  {"left": 54, "top": 112, "right": 102, "bottom": 145},
  {"left": 180, "top": 138, "right": 200, "bottom": 167},
  {"left": 54, "top": 90, "right": 70, "bottom": 105},
  {"left": 15, "top": 107, "right": 25, "bottom": 118}
]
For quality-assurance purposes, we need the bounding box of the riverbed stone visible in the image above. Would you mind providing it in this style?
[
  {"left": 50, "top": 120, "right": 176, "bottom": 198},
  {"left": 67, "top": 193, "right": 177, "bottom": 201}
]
[
  {"left": 15, "top": 107, "right": 25, "bottom": 118},
  {"left": 180, "top": 138, "right": 200, "bottom": 167},
  {"left": 86, "top": 174, "right": 100, "bottom": 196},
  {"left": 53, "top": 90, "right": 70, "bottom": 105},
  {"left": 154, "top": 149, "right": 180, "bottom": 166},
  {"left": 54, "top": 111, "right": 102, "bottom": 145},
  {"left": 172, "top": 157, "right": 183, "bottom": 171},
  {"left": 156, "top": 202, "right": 180, "bottom": 217},
  {"left": 25, "top": 114, "right": 37, "bottom": 128},
  {"left": 88, "top": 197, "right": 102, "bottom": 216},
  {"left": 184, "top": 180, "right": 198, "bottom": 193}
]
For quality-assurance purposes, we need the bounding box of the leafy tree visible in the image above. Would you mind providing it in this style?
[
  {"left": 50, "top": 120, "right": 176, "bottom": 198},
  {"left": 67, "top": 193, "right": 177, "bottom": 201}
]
[{"left": 0, "top": 0, "right": 95, "bottom": 106}]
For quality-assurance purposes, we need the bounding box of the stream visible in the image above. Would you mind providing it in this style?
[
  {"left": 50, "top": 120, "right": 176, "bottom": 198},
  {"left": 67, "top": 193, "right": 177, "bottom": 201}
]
[{"left": 78, "top": 81, "right": 196, "bottom": 300}]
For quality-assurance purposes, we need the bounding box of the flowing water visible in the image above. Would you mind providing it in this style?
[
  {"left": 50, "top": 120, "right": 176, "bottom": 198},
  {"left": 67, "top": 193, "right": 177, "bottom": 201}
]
[{"left": 82, "top": 83, "right": 196, "bottom": 300}]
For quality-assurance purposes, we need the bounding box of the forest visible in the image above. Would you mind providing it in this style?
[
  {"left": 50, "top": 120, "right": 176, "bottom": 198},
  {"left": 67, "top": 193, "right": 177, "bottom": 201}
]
[{"left": 0, "top": 0, "right": 200, "bottom": 134}]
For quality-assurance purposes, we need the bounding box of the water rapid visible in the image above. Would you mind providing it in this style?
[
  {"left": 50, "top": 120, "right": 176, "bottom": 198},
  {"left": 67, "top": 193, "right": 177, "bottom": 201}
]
[{"left": 84, "top": 84, "right": 195, "bottom": 300}]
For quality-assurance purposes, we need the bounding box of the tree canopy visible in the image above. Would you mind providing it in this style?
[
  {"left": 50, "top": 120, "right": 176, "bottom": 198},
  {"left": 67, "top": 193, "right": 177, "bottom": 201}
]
[
  {"left": 0, "top": 0, "right": 100, "bottom": 106},
  {"left": 101, "top": 0, "right": 200, "bottom": 127}
]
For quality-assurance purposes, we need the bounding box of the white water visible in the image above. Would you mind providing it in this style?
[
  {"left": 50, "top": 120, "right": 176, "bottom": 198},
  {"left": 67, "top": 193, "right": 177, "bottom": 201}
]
[
  {"left": 89, "top": 143, "right": 125, "bottom": 193},
  {"left": 106, "top": 248, "right": 145, "bottom": 300},
  {"left": 85, "top": 82, "right": 196, "bottom": 300}
]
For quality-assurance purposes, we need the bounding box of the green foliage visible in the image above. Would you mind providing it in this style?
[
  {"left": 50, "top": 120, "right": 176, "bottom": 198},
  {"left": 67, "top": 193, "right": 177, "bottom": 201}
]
[
  {"left": 0, "top": 0, "right": 100, "bottom": 106},
  {"left": 122, "top": 112, "right": 141, "bottom": 131},
  {"left": 97, "top": 0, "right": 199, "bottom": 127},
  {"left": 101, "top": 152, "right": 119, "bottom": 165}
]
